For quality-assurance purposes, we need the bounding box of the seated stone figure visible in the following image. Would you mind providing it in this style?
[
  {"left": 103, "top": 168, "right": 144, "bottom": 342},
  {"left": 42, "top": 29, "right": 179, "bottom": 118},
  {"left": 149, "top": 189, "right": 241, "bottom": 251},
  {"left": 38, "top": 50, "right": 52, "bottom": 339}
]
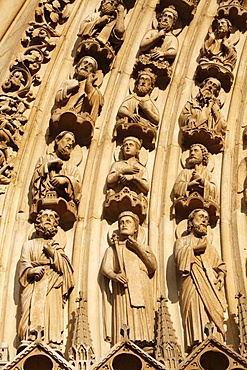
[
  {"left": 138, "top": 5, "right": 178, "bottom": 77},
  {"left": 179, "top": 78, "right": 227, "bottom": 153},
  {"left": 76, "top": 0, "right": 125, "bottom": 71},
  {"left": 30, "top": 131, "right": 82, "bottom": 227},
  {"left": 115, "top": 69, "right": 159, "bottom": 150},
  {"left": 173, "top": 143, "right": 219, "bottom": 221},
  {"left": 50, "top": 56, "right": 103, "bottom": 146},
  {"left": 197, "top": 17, "right": 239, "bottom": 91},
  {"left": 104, "top": 136, "right": 149, "bottom": 222}
]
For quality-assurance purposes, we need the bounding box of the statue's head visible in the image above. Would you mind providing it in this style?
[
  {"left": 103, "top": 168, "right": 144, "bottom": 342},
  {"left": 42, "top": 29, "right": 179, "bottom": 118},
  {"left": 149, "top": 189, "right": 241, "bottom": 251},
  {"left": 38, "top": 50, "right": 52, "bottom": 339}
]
[
  {"left": 35, "top": 209, "right": 59, "bottom": 238},
  {"left": 54, "top": 131, "right": 76, "bottom": 160},
  {"left": 200, "top": 77, "right": 221, "bottom": 99},
  {"left": 75, "top": 56, "right": 98, "bottom": 80},
  {"left": 122, "top": 136, "right": 142, "bottom": 159},
  {"left": 187, "top": 208, "right": 209, "bottom": 236},
  {"left": 136, "top": 69, "right": 156, "bottom": 96},
  {"left": 215, "top": 17, "right": 232, "bottom": 37},
  {"left": 118, "top": 211, "right": 139, "bottom": 240},
  {"left": 99, "top": 0, "right": 119, "bottom": 14},
  {"left": 158, "top": 5, "right": 178, "bottom": 31},
  {"left": 188, "top": 143, "right": 209, "bottom": 167}
]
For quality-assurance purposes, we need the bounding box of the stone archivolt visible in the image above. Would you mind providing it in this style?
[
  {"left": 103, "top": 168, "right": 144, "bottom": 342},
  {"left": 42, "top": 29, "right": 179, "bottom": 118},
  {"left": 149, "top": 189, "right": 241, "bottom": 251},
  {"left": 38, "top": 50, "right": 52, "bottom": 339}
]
[{"left": 1, "top": 0, "right": 247, "bottom": 369}]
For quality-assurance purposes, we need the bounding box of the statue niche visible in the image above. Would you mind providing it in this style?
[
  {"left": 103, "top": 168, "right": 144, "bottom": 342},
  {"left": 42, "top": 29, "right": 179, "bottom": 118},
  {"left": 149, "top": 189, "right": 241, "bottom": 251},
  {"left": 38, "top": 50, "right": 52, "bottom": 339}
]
[
  {"left": 30, "top": 131, "right": 82, "bottom": 229},
  {"left": 114, "top": 69, "right": 159, "bottom": 151},
  {"left": 179, "top": 78, "right": 227, "bottom": 154},
  {"left": 173, "top": 143, "right": 219, "bottom": 225},
  {"left": 174, "top": 209, "right": 227, "bottom": 353},
  {"left": 101, "top": 211, "right": 157, "bottom": 346},
  {"left": 137, "top": 5, "right": 179, "bottom": 85},
  {"left": 75, "top": 0, "right": 125, "bottom": 74},
  {"left": 18, "top": 209, "right": 74, "bottom": 349},
  {"left": 104, "top": 136, "right": 149, "bottom": 223},
  {"left": 196, "top": 17, "right": 239, "bottom": 92},
  {"left": 50, "top": 56, "right": 104, "bottom": 146},
  {"left": 218, "top": 1, "right": 247, "bottom": 32}
]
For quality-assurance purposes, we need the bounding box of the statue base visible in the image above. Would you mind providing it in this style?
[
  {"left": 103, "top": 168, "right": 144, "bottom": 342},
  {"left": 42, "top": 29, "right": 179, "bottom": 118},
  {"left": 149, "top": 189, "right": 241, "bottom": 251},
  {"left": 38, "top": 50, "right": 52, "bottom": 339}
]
[
  {"left": 50, "top": 110, "right": 94, "bottom": 146},
  {"left": 76, "top": 38, "right": 114, "bottom": 74},
  {"left": 104, "top": 188, "right": 148, "bottom": 223},
  {"left": 114, "top": 117, "right": 158, "bottom": 151},
  {"left": 180, "top": 126, "right": 225, "bottom": 154},
  {"left": 173, "top": 192, "right": 220, "bottom": 226},
  {"left": 195, "top": 62, "right": 233, "bottom": 92},
  {"left": 30, "top": 196, "right": 77, "bottom": 230}
]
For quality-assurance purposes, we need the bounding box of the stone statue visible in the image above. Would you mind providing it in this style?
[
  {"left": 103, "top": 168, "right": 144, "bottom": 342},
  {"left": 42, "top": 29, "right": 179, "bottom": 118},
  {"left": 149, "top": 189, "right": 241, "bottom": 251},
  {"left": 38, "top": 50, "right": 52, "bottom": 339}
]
[
  {"left": 101, "top": 211, "right": 157, "bottom": 344},
  {"left": 199, "top": 18, "right": 237, "bottom": 72},
  {"left": 174, "top": 209, "right": 227, "bottom": 352},
  {"left": 104, "top": 136, "right": 149, "bottom": 222},
  {"left": 50, "top": 57, "right": 104, "bottom": 145},
  {"left": 138, "top": 5, "right": 178, "bottom": 74},
  {"left": 118, "top": 70, "right": 159, "bottom": 126},
  {"left": 179, "top": 78, "right": 227, "bottom": 152},
  {"left": 180, "top": 78, "right": 226, "bottom": 136},
  {"left": 31, "top": 131, "right": 82, "bottom": 223},
  {"left": 76, "top": 0, "right": 125, "bottom": 69},
  {"left": 115, "top": 69, "right": 159, "bottom": 150},
  {"left": 173, "top": 143, "right": 218, "bottom": 204},
  {"left": 18, "top": 209, "right": 74, "bottom": 347}
]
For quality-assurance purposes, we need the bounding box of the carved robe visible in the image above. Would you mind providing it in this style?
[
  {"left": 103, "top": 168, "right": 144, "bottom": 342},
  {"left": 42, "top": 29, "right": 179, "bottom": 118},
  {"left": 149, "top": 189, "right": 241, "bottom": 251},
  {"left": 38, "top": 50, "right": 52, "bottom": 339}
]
[
  {"left": 118, "top": 93, "right": 159, "bottom": 125},
  {"left": 179, "top": 97, "right": 227, "bottom": 135},
  {"left": 173, "top": 167, "right": 217, "bottom": 203},
  {"left": 141, "top": 30, "right": 178, "bottom": 62},
  {"left": 18, "top": 238, "right": 74, "bottom": 344},
  {"left": 55, "top": 79, "right": 103, "bottom": 122},
  {"left": 78, "top": 11, "right": 124, "bottom": 48},
  {"left": 31, "top": 152, "right": 82, "bottom": 206},
  {"left": 107, "top": 158, "right": 149, "bottom": 196},
  {"left": 201, "top": 36, "right": 237, "bottom": 71},
  {"left": 174, "top": 234, "right": 227, "bottom": 350},
  {"left": 101, "top": 241, "right": 157, "bottom": 343}
]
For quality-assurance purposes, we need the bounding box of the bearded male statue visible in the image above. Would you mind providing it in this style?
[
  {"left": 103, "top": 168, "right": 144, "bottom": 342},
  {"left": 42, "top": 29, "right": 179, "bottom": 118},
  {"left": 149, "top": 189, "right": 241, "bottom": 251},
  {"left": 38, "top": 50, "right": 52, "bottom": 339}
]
[
  {"left": 174, "top": 209, "right": 227, "bottom": 353},
  {"left": 18, "top": 209, "right": 74, "bottom": 348}
]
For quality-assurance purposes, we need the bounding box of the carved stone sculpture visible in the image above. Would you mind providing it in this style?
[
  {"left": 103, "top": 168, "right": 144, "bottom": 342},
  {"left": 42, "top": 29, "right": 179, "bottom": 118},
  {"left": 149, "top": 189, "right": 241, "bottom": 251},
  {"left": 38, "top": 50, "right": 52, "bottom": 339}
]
[
  {"left": 114, "top": 69, "right": 159, "bottom": 150},
  {"left": 18, "top": 209, "right": 74, "bottom": 348},
  {"left": 76, "top": 0, "right": 125, "bottom": 73},
  {"left": 101, "top": 211, "right": 157, "bottom": 345},
  {"left": 179, "top": 78, "right": 227, "bottom": 153},
  {"left": 174, "top": 209, "right": 227, "bottom": 353},
  {"left": 104, "top": 137, "right": 149, "bottom": 223},
  {"left": 50, "top": 56, "right": 104, "bottom": 146},
  {"left": 30, "top": 131, "right": 82, "bottom": 227},
  {"left": 196, "top": 18, "right": 239, "bottom": 91},
  {"left": 137, "top": 5, "right": 178, "bottom": 80},
  {"left": 218, "top": 1, "right": 247, "bottom": 31},
  {"left": 173, "top": 144, "right": 219, "bottom": 223}
]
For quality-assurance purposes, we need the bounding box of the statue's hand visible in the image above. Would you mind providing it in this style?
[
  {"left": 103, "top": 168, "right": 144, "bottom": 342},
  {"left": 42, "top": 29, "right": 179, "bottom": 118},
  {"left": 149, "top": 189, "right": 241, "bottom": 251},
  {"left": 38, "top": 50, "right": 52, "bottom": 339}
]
[
  {"left": 113, "top": 273, "right": 128, "bottom": 285},
  {"left": 192, "top": 170, "right": 204, "bottom": 184},
  {"left": 129, "top": 113, "right": 140, "bottom": 123},
  {"left": 50, "top": 176, "right": 69, "bottom": 187},
  {"left": 158, "top": 29, "right": 166, "bottom": 38},
  {"left": 150, "top": 50, "right": 165, "bottom": 60},
  {"left": 96, "top": 14, "right": 111, "bottom": 26},
  {"left": 138, "top": 100, "right": 149, "bottom": 112},
  {"left": 28, "top": 266, "right": 45, "bottom": 281},
  {"left": 214, "top": 272, "right": 225, "bottom": 291},
  {"left": 119, "top": 174, "right": 133, "bottom": 183},
  {"left": 86, "top": 73, "right": 97, "bottom": 87},
  {"left": 122, "top": 165, "right": 140, "bottom": 174},
  {"left": 48, "top": 159, "right": 63, "bottom": 171},
  {"left": 43, "top": 241, "right": 57, "bottom": 259},
  {"left": 127, "top": 236, "right": 140, "bottom": 252}
]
